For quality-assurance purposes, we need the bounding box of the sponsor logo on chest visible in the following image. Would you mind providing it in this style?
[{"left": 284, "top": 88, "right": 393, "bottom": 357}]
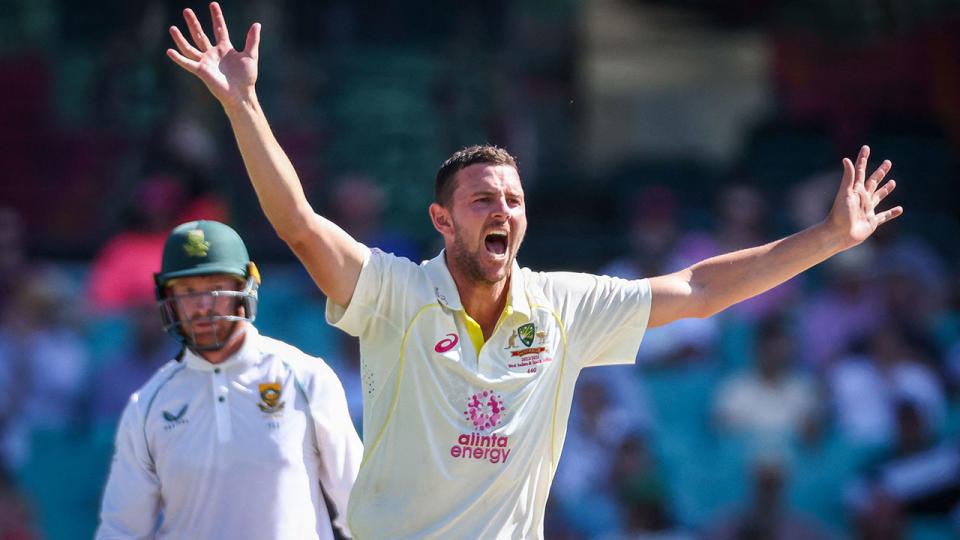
[
  {"left": 162, "top": 404, "right": 189, "bottom": 430},
  {"left": 450, "top": 390, "right": 512, "bottom": 465}
]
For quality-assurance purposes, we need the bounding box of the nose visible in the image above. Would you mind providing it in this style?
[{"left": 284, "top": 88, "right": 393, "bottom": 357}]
[
  {"left": 490, "top": 196, "right": 509, "bottom": 219},
  {"left": 195, "top": 292, "right": 216, "bottom": 312}
]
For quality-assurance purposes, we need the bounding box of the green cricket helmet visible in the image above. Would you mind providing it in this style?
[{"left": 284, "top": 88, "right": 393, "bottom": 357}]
[{"left": 154, "top": 220, "right": 261, "bottom": 350}]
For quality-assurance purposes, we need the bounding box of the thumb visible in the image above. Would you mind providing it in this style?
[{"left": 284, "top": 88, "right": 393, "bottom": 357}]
[{"left": 244, "top": 22, "right": 261, "bottom": 60}]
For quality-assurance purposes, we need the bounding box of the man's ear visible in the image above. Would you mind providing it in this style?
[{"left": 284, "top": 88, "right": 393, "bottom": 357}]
[{"left": 429, "top": 203, "right": 454, "bottom": 236}]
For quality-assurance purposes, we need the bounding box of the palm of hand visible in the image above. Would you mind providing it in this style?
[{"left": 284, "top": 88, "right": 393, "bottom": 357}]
[
  {"left": 837, "top": 186, "right": 879, "bottom": 245},
  {"left": 827, "top": 146, "right": 901, "bottom": 249},
  {"left": 166, "top": 3, "right": 260, "bottom": 106},
  {"left": 197, "top": 45, "right": 256, "bottom": 100}
]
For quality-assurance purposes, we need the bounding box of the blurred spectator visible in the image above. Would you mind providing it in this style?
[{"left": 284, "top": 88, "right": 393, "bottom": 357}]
[
  {"left": 603, "top": 184, "right": 682, "bottom": 280},
  {"left": 873, "top": 222, "right": 948, "bottom": 349},
  {"left": 712, "top": 316, "right": 823, "bottom": 446},
  {"left": 829, "top": 323, "right": 946, "bottom": 449},
  {"left": 332, "top": 331, "right": 363, "bottom": 433},
  {"left": 0, "top": 466, "right": 40, "bottom": 540},
  {"left": 161, "top": 113, "right": 219, "bottom": 179},
  {"left": 86, "top": 172, "right": 229, "bottom": 313},
  {"left": 328, "top": 173, "right": 419, "bottom": 260},
  {"left": 552, "top": 374, "right": 640, "bottom": 538},
  {"left": 845, "top": 400, "right": 960, "bottom": 540},
  {"left": 0, "top": 207, "right": 25, "bottom": 302},
  {"left": 597, "top": 433, "right": 694, "bottom": 540},
  {"left": 89, "top": 303, "right": 177, "bottom": 427},
  {"left": 86, "top": 174, "right": 186, "bottom": 312},
  {"left": 601, "top": 185, "right": 718, "bottom": 366},
  {"left": 787, "top": 170, "right": 835, "bottom": 232},
  {"left": 702, "top": 452, "right": 835, "bottom": 540},
  {"left": 672, "top": 183, "right": 799, "bottom": 323},
  {"left": 939, "top": 254, "right": 960, "bottom": 395},
  {"left": 796, "top": 244, "right": 887, "bottom": 370},
  {"left": 154, "top": 114, "right": 231, "bottom": 225},
  {"left": 0, "top": 265, "right": 90, "bottom": 468}
]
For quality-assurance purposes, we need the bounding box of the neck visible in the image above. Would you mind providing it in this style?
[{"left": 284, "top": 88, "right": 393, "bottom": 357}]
[
  {"left": 446, "top": 258, "right": 510, "bottom": 340},
  {"left": 197, "top": 323, "right": 248, "bottom": 365}
]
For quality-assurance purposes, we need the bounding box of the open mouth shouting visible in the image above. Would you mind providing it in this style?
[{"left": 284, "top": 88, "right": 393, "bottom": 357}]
[{"left": 484, "top": 230, "right": 509, "bottom": 258}]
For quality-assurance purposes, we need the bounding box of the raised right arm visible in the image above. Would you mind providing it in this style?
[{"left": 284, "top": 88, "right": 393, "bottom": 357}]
[{"left": 166, "top": 2, "right": 363, "bottom": 307}]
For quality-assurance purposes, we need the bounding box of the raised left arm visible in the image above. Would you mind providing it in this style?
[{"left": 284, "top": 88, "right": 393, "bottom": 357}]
[{"left": 648, "top": 145, "right": 902, "bottom": 329}]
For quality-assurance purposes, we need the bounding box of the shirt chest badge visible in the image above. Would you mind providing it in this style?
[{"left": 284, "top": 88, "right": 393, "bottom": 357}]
[
  {"left": 162, "top": 404, "right": 189, "bottom": 430},
  {"left": 257, "top": 382, "right": 285, "bottom": 414},
  {"left": 503, "top": 322, "right": 552, "bottom": 372}
]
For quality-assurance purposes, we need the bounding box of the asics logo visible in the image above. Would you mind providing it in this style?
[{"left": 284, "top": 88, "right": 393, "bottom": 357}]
[{"left": 435, "top": 333, "right": 458, "bottom": 353}]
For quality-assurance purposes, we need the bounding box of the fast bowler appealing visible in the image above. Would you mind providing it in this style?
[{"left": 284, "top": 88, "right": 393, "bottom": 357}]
[{"left": 166, "top": 4, "right": 903, "bottom": 538}]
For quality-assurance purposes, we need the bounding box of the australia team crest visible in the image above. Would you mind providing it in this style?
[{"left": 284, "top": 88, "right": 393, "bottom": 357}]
[{"left": 517, "top": 323, "right": 536, "bottom": 347}]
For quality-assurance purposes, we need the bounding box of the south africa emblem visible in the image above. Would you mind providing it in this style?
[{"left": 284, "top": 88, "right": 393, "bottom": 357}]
[{"left": 257, "top": 382, "right": 285, "bottom": 414}]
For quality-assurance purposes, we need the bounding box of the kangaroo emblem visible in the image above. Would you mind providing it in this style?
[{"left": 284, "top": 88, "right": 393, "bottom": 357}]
[{"left": 505, "top": 331, "right": 518, "bottom": 349}]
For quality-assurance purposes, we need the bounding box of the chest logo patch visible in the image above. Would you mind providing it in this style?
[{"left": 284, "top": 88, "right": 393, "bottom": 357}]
[
  {"left": 435, "top": 333, "right": 459, "bottom": 353},
  {"left": 464, "top": 390, "right": 506, "bottom": 431},
  {"left": 451, "top": 390, "right": 512, "bottom": 464},
  {"left": 517, "top": 323, "right": 536, "bottom": 347},
  {"left": 257, "top": 383, "right": 285, "bottom": 414},
  {"left": 504, "top": 323, "right": 551, "bottom": 371},
  {"left": 162, "top": 404, "right": 189, "bottom": 430}
]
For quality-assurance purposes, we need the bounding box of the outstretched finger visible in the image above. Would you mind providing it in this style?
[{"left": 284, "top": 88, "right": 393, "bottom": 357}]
[
  {"left": 854, "top": 145, "right": 870, "bottom": 187},
  {"left": 169, "top": 26, "right": 201, "bottom": 61},
  {"left": 875, "top": 205, "right": 904, "bottom": 225},
  {"left": 183, "top": 8, "right": 213, "bottom": 51},
  {"left": 866, "top": 159, "right": 891, "bottom": 193},
  {"left": 166, "top": 48, "right": 201, "bottom": 73},
  {"left": 209, "top": 2, "right": 232, "bottom": 48},
  {"left": 874, "top": 178, "right": 897, "bottom": 205},
  {"left": 243, "top": 22, "right": 261, "bottom": 60}
]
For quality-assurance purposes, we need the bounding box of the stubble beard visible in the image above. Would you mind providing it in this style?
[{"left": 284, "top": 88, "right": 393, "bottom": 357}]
[
  {"left": 186, "top": 319, "right": 237, "bottom": 349},
  {"left": 450, "top": 226, "right": 516, "bottom": 286},
  {"left": 183, "top": 304, "right": 245, "bottom": 349}
]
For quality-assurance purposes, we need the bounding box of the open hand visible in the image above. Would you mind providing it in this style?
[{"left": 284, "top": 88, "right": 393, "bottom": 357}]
[
  {"left": 826, "top": 145, "right": 903, "bottom": 249},
  {"left": 166, "top": 2, "right": 260, "bottom": 107}
]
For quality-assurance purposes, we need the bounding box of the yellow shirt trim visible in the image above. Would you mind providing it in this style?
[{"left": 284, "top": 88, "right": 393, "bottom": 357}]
[{"left": 462, "top": 297, "right": 514, "bottom": 356}]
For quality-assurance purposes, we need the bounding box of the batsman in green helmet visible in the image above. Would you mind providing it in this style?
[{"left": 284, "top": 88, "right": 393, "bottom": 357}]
[
  {"left": 97, "top": 219, "right": 361, "bottom": 539},
  {"left": 154, "top": 220, "right": 261, "bottom": 354}
]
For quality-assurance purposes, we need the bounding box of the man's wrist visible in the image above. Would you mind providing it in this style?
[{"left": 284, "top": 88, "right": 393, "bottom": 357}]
[
  {"left": 812, "top": 218, "right": 851, "bottom": 256},
  {"left": 222, "top": 90, "right": 261, "bottom": 118}
]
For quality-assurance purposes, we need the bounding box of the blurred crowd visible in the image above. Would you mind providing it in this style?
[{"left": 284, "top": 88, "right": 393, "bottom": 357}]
[
  {"left": 4, "top": 165, "right": 960, "bottom": 539},
  {"left": 4, "top": 1, "right": 960, "bottom": 539}
]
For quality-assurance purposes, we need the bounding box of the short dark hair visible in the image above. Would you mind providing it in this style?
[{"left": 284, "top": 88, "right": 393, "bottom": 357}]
[{"left": 434, "top": 145, "right": 518, "bottom": 207}]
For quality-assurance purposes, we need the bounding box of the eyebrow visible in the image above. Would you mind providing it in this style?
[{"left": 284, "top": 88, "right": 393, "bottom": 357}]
[{"left": 470, "top": 188, "right": 524, "bottom": 198}]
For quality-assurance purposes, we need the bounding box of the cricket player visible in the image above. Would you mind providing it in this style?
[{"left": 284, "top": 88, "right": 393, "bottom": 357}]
[
  {"left": 95, "top": 220, "right": 362, "bottom": 539},
  {"left": 166, "top": 4, "right": 902, "bottom": 538}
]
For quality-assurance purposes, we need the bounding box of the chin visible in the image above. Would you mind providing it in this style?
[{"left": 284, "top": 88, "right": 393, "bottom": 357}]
[{"left": 481, "top": 263, "right": 511, "bottom": 284}]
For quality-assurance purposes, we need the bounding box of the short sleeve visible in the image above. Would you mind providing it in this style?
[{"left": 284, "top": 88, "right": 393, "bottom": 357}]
[{"left": 535, "top": 271, "right": 651, "bottom": 369}]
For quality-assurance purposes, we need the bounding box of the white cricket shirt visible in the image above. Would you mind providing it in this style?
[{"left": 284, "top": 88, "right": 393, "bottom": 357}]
[
  {"left": 96, "top": 326, "right": 362, "bottom": 540},
  {"left": 326, "top": 249, "right": 651, "bottom": 539}
]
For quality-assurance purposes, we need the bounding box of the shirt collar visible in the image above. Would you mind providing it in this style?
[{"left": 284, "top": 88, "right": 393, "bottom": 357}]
[
  {"left": 182, "top": 324, "right": 260, "bottom": 372},
  {"left": 423, "top": 249, "right": 532, "bottom": 319}
]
